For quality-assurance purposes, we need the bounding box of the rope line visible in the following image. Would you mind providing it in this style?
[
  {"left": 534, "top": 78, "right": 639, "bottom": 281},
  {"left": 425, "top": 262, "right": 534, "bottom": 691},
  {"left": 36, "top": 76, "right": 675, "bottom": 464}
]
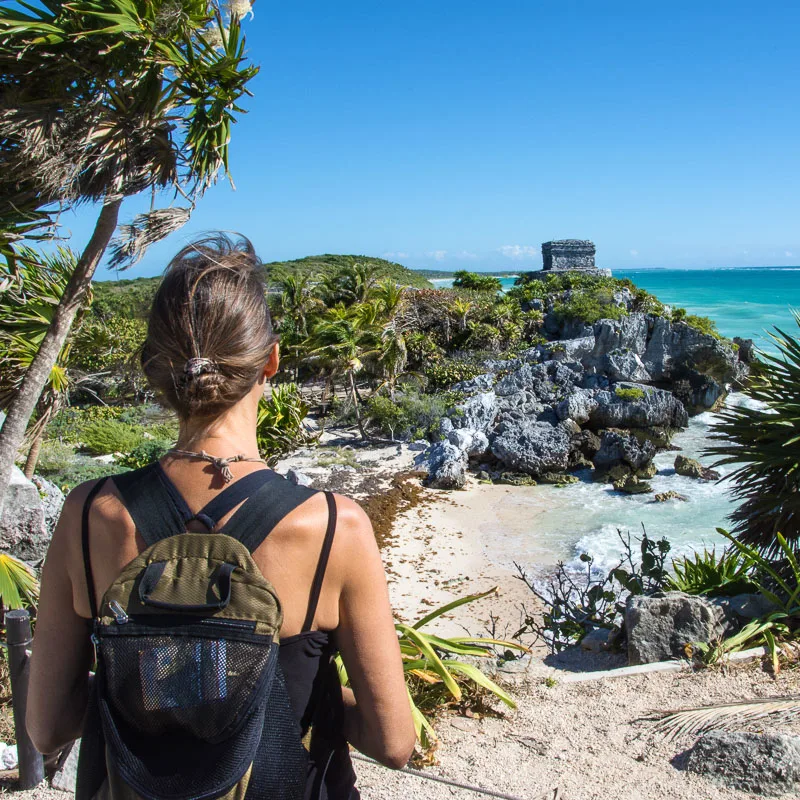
[{"left": 351, "top": 752, "right": 562, "bottom": 800}]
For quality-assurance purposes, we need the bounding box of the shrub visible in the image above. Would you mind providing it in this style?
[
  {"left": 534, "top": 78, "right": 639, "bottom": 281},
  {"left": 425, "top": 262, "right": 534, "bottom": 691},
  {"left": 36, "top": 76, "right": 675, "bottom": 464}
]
[
  {"left": 667, "top": 547, "right": 757, "bottom": 597},
  {"left": 683, "top": 314, "right": 722, "bottom": 340},
  {"left": 466, "top": 322, "right": 502, "bottom": 350},
  {"left": 553, "top": 288, "right": 628, "bottom": 326},
  {"left": 256, "top": 383, "right": 315, "bottom": 462},
  {"left": 116, "top": 438, "right": 172, "bottom": 470},
  {"left": 316, "top": 447, "right": 359, "bottom": 469},
  {"left": 425, "top": 360, "right": 484, "bottom": 391},
  {"left": 81, "top": 419, "right": 145, "bottom": 455},
  {"left": 34, "top": 440, "right": 76, "bottom": 475},
  {"left": 48, "top": 405, "right": 124, "bottom": 444},
  {"left": 516, "top": 529, "right": 671, "bottom": 652},
  {"left": 365, "top": 395, "right": 407, "bottom": 440},
  {"left": 614, "top": 386, "right": 645, "bottom": 402},
  {"left": 49, "top": 461, "right": 130, "bottom": 493},
  {"left": 452, "top": 271, "right": 502, "bottom": 293}
]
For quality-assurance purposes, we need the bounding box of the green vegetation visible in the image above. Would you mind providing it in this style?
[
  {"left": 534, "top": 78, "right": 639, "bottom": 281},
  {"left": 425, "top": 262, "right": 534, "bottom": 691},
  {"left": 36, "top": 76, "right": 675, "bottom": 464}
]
[
  {"left": 256, "top": 384, "right": 316, "bottom": 462},
  {"left": 80, "top": 419, "right": 146, "bottom": 456},
  {"left": 706, "top": 313, "right": 800, "bottom": 557},
  {"left": 337, "top": 588, "right": 526, "bottom": 750},
  {"left": 667, "top": 548, "right": 757, "bottom": 597},
  {"left": 265, "top": 254, "right": 431, "bottom": 290},
  {"left": 0, "top": 553, "right": 39, "bottom": 611},
  {"left": 553, "top": 286, "right": 629, "bottom": 325},
  {"left": 365, "top": 393, "right": 451, "bottom": 441},
  {"left": 452, "top": 270, "right": 502, "bottom": 292},
  {"left": 116, "top": 439, "right": 172, "bottom": 470},
  {"left": 614, "top": 386, "right": 646, "bottom": 402}
]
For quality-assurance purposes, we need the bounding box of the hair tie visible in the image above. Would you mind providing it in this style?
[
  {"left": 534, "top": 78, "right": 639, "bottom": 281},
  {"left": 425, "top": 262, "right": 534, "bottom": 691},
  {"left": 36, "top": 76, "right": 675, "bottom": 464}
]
[{"left": 184, "top": 357, "right": 218, "bottom": 378}]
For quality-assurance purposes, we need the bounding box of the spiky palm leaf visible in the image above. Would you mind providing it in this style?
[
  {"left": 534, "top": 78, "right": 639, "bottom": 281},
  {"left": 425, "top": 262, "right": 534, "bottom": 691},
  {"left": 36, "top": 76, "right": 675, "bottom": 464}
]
[
  {"left": 705, "top": 311, "right": 800, "bottom": 557},
  {"left": 0, "top": 553, "right": 39, "bottom": 610},
  {"left": 649, "top": 696, "right": 800, "bottom": 741}
]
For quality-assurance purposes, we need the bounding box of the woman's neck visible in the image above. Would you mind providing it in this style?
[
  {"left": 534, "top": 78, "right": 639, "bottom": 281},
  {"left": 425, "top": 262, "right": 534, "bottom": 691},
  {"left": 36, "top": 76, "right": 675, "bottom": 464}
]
[{"left": 176, "top": 404, "right": 260, "bottom": 457}]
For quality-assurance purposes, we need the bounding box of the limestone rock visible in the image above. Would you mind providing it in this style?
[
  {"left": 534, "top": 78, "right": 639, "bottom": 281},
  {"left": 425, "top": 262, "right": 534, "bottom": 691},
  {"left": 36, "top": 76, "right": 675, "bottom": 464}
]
[
  {"left": 0, "top": 466, "right": 49, "bottom": 562},
  {"left": 683, "top": 730, "right": 800, "bottom": 796},
  {"left": 466, "top": 430, "right": 490, "bottom": 458},
  {"left": 456, "top": 392, "right": 498, "bottom": 434},
  {"left": 674, "top": 454, "right": 720, "bottom": 481},
  {"left": 285, "top": 468, "right": 313, "bottom": 487},
  {"left": 653, "top": 491, "right": 688, "bottom": 503},
  {"left": 574, "top": 429, "right": 601, "bottom": 460},
  {"left": 556, "top": 388, "right": 598, "bottom": 425},
  {"left": 626, "top": 591, "right": 738, "bottom": 665},
  {"left": 591, "top": 315, "right": 649, "bottom": 359},
  {"left": 30, "top": 475, "right": 65, "bottom": 537},
  {"left": 590, "top": 383, "right": 688, "bottom": 430},
  {"left": 496, "top": 472, "right": 537, "bottom": 486},
  {"left": 593, "top": 431, "right": 656, "bottom": 473},
  {"left": 539, "top": 472, "right": 579, "bottom": 486},
  {"left": 51, "top": 740, "right": 80, "bottom": 793},
  {"left": 613, "top": 475, "right": 652, "bottom": 494},
  {"left": 490, "top": 421, "right": 571, "bottom": 477},
  {"left": 415, "top": 442, "right": 468, "bottom": 490},
  {"left": 452, "top": 373, "right": 496, "bottom": 394},
  {"left": 447, "top": 428, "right": 474, "bottom": 451},
  {"left": 581, "top": 628, "right": 614, "bottom": 653},
  {"left": 601, "top": 349, "right": 652, "bottom": 383}
]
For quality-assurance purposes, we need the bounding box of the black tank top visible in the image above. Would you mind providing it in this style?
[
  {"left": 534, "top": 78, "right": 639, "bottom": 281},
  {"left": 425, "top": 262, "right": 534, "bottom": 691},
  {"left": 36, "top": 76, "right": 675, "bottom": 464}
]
[{"left": 77, "top": 463, "right": 359, "bottom": 800}]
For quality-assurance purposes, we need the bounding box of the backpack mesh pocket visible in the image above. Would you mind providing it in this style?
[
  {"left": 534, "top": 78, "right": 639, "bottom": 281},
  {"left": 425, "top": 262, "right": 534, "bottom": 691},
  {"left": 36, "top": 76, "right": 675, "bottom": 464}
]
[{"left": 97, "top": 622, "right": 276, "bottom": 743}]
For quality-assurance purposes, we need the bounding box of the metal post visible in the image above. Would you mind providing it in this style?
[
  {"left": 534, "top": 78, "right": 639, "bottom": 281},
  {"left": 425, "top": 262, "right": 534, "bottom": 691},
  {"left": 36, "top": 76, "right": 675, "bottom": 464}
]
[{"left": 6, "top": 608, "right": 44, "bottom": 788}]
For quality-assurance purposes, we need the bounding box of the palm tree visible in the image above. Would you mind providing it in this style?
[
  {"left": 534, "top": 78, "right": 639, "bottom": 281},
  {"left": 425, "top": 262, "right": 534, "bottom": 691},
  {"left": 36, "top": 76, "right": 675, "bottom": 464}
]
[
  {"left": 305, "top": 306, "right": 381, "bottom": 440},
  {"left": 0, "top": 247, "right": 87, "bottom": 477},
  {"left": 375, "top": 326, "right": 409, "bottom": 401},
  {"left": 0, "top": 0, "right": 258, "bottom": 513},
  {"left": 450, "top": 298, "right": 473, "bottom": 332},
  {"left": 373, "top": 279, "right": 407, "bottom": 319},
  {"left": 706, "top": 313, "right": 800, "bottom": 558}
]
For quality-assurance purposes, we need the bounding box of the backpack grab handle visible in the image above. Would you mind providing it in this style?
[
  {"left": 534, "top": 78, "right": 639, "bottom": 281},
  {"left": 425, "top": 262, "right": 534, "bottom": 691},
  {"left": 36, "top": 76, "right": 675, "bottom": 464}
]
[{"left": 138, "top": 561, "right": 237, "bottom": 612}]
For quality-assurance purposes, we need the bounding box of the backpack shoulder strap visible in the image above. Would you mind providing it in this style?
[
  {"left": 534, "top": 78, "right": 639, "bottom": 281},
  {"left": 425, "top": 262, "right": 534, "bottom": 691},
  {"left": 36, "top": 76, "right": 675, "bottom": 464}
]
[
  {"left": 112, "top": 462, "right": 187, "bottom": 546},
  {"left": 221, "top": 472, "right": 318, "bottom": 553},
  {"left": 302, "top": 491, "right": 337, "bottom": 632},
  {"left": 81, "top": 478, "right": 109, "bottom": 620}
]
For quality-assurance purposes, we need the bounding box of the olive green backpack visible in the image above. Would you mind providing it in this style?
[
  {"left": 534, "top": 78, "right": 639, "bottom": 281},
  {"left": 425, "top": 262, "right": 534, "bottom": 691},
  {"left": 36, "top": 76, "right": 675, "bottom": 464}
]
[{"left": 76, "top": 463, "right": 327, "bottom": 800}]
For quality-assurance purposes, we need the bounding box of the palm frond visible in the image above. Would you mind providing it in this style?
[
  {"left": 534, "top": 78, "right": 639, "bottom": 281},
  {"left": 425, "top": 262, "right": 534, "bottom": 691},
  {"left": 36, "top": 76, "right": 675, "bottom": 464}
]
[
  {"left": 108, "top": 207, "right": 191, "bottom": 270},
  {"left": 648, "top": 696, "right": 800, "bottom": 741},
  {"left": 0, "top": 553, "right": 39, "bottom": 610}
]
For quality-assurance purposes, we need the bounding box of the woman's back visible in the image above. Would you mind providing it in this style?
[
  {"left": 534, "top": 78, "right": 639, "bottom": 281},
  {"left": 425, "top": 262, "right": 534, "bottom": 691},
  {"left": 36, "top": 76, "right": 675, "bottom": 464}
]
[{"left": 27, "top": 234, "right": 415, "bottom": 800}]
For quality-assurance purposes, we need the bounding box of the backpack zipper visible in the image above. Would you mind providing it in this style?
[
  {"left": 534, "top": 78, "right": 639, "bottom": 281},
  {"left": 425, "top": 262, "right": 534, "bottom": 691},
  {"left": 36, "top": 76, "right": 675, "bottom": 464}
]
[{"left": 108, "top": 600, "right": 129, "bottom": 624}]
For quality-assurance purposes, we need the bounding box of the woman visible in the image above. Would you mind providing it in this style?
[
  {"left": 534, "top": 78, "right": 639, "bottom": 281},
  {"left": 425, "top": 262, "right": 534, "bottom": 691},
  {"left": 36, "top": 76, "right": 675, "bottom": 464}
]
[{"left": 27, "top": 234, "right": 415, "bottom": 799}]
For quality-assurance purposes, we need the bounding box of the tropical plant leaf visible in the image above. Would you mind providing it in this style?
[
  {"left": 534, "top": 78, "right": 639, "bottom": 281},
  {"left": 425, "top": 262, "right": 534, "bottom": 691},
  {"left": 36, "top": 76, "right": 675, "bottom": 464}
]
[
  {"left": 440, "top": 660, "right": 517, "bottom": 708},
  {"left": 0, "top": 553, "right": 39, "bottom": 609},
  {"left": 649, "top": 696, "right": 800, "bottom": 741},
  {"left": 412, "top": 587, "right": 498, "bottom": 629}
]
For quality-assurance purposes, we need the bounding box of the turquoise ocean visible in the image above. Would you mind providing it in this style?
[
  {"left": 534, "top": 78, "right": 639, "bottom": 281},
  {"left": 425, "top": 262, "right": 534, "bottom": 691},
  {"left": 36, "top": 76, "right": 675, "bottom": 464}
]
[{"left": 433, "top": 268, "right": 799, "bottom": 571}]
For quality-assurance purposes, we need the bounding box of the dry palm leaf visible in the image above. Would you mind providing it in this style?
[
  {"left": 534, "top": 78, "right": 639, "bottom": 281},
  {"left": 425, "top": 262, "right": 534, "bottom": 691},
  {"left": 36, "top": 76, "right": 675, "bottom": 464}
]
[
  {"left": 109, "top": 207, "right": 191, "bottom": 270},
  {"left": 647, "top": 696, "right": 800, "bottom": 741}
]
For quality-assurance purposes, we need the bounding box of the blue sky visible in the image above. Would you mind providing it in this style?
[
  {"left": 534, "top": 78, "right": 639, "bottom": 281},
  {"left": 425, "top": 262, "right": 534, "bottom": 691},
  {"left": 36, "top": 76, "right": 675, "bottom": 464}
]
[{"left": 66, "top": 1, "right": 800, "bottom": 278}]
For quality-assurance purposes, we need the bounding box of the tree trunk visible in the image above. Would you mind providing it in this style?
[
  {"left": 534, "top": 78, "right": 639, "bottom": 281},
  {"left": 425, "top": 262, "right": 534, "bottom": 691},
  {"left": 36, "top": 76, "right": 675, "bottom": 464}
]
[
  {"left": 22, "top": 428, "right": 43, "bottom": 480},
  {"left": 0, "top": 197, "right": 122, "bottom": 516},
  {"left": 347, "top": 371, "right": 368, "bottom": 441}
]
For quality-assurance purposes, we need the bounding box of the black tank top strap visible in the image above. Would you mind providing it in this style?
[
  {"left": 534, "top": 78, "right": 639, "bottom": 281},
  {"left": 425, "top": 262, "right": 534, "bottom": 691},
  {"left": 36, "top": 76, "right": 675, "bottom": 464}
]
[
  {"left": 81, "top": 478, "right": 109, "bottom": 620},
  {"left": 301, "top": 491, "right": 337, "bottom": 633}
]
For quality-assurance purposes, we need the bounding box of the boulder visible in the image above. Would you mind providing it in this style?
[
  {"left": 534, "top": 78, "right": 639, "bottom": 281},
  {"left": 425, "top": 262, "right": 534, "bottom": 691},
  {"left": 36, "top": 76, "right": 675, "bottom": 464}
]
[
  {"left": 0, "top": 466, "right": 49, "bottom": 563},
  {"left": 30, "top": 475, "right": 65, "bottom": 537},
  {"left": 593, "top": 431, "right": 656, "bottom": 473},
  {"left": 466, "top": 430, "right": 490, "bottom": 458},
  {"left": 653, "top": 491, "right": 688, "bottom": 503},
  {"left": 415, "top": 442, "right": 468, "bottom": 490},
  {"left": 543, "top": 336, "right": 595, "bottom": 364},
  {"left": 589, "top": 383, "right": 688, "bottom": 430},
  {"left": 556, "top": 388, "right": 598, "bottom": 425},
  {"left": 574, "top": 429, "right": 602, "bottom": 460},
  {"left": 626, "top": 591, "right": 738, "bottom": 665},
  {"left": 734, "top": 337, "right": 756, "bottom": 363},
  {"left": 447, "top": 428, "right": 474, "bottom": 451},
  {"left": 452, "top": 373, "right": 496, "bottom": 394},
  {"left": 613, "top": 475, "right": 652, "bottom": 494},
  {"left": 456, "top": 392, "right": 498, "bottom": 434},
  {"left": 601, "top": 349, "right": 652, "bottom": 383},
  {"left": 490, "top": 421, "right": 571, "bottom": 477},
  {"left": 683, "top": 731, "right": 800, "bottom": 796},
  {"left": 496, "top": 472, "right": 537, "bottom": 486},
  {"left": 539, "top": 472, "right": 579, "bottom": 485},
  {"left": 285, "top": 468, "right": 313, "bottom": 487},
  {"left": 495, "top": 361, "right": 581, "bottom": 406},
  {"left": 674, "top": 454, "right": 720, "bottom": 481}
]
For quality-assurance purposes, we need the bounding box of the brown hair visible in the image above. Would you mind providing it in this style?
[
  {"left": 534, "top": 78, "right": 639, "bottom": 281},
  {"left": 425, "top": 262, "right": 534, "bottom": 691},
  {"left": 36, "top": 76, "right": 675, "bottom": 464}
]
[{"left": 141, "top": 233, "right": 278, "bottom": 419}]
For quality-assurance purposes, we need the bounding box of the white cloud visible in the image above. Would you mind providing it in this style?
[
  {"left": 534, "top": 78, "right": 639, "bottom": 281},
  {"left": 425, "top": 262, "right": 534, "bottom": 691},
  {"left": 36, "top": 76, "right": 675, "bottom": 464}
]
[
  {"left": 454, "top": 250, "right": 478, "bottom": 260},
  {"left": 382, "top": 251, "right": 409, "bottom": 260},
  {"left": 786, "top": 251, "right": 794, "bottom": 258},
  {"left": 427, "top": 250, "right": 448, "bottom": 261},
  {"left": 498, "top": 245, "right": 539, "bottom": 260},
  {"left": 630, "top": 249, "right": 639, "bottom": 257}
]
